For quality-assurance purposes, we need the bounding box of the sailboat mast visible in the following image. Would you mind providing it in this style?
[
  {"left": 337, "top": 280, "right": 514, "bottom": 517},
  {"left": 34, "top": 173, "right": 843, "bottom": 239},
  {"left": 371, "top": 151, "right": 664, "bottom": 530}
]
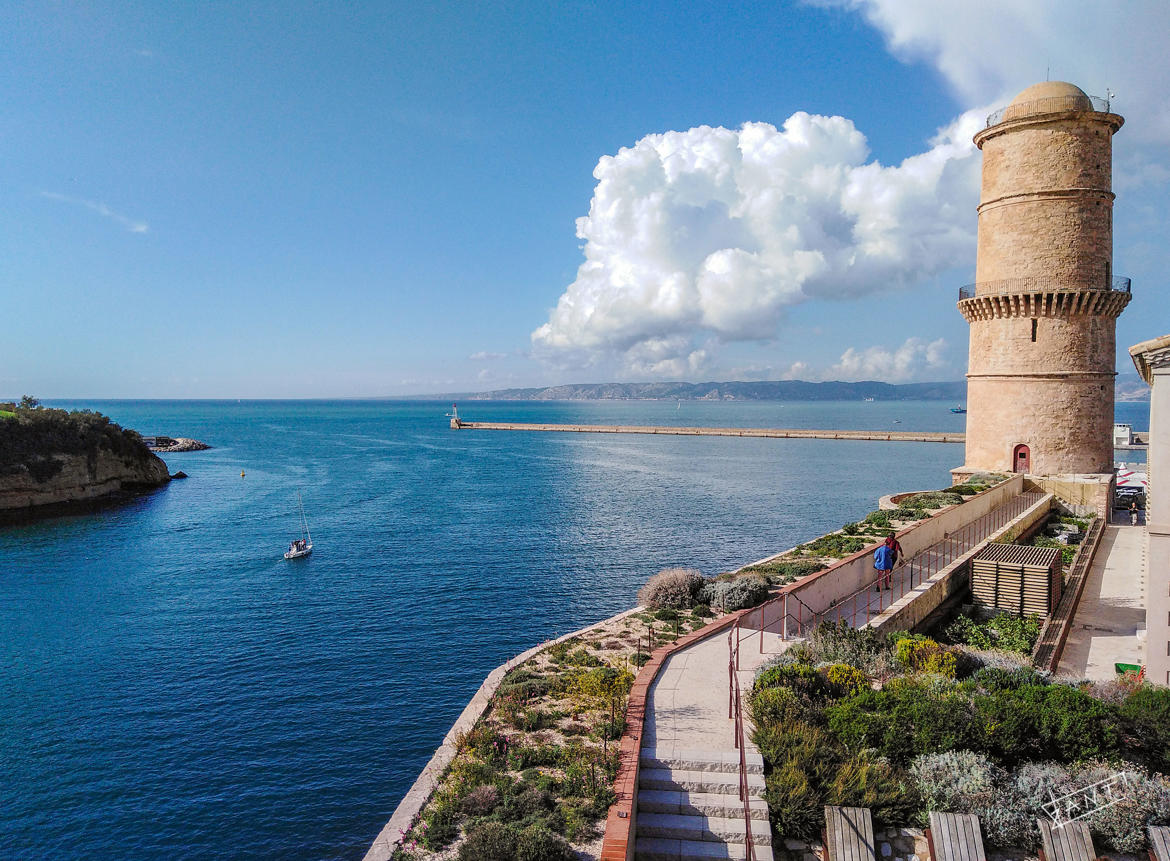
[{"left": 297, "top": 490, "right": 311, "bottom": 545}]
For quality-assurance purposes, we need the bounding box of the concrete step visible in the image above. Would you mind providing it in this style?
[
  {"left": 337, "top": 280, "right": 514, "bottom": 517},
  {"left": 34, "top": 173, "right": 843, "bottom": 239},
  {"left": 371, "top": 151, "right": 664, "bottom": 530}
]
[
  {"left": 635, "top": 836, "right": 774, "bottom": 861},
  {"left": 636, "top": 812, "right": 772, "bottom": 846},
  {"left": 638, "top": 788, "right": 769, "bottom": 821},
  {"left": 640, "top": 748, "right": 764, "bottom": 775},
  {"left": 639, "top": 767, "right": 766, "bottom": 797}
]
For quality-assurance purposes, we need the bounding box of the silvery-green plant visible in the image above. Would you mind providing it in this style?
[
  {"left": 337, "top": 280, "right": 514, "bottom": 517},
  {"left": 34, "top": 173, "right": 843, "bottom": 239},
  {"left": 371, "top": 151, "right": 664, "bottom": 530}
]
[{"left": 911, "top": 750, "right": 1000, "bottom": 813}]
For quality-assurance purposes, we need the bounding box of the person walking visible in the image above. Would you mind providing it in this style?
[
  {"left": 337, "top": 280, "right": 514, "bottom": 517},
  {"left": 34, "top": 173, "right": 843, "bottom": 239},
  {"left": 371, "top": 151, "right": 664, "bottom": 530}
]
[
  {"left": 1131, "top": 500, "right": 1140, "bottom": 526},
  {"left": 874, "top": 541, "right": 894, "bottom": 591},
  {"left": 882, "top": 534, "right": 902, "bottom": 589}
]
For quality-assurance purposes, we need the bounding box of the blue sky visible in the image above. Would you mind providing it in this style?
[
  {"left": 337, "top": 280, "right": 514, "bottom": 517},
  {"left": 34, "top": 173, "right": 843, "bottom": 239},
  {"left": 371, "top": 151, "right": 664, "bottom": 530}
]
[{"left": 3, "top": 1, "right": 1168, "bottom": 397}]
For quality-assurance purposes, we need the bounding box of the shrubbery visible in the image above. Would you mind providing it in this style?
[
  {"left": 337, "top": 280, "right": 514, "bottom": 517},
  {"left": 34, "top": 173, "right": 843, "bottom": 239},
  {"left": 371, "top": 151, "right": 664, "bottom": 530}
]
[
  {"left": 945, "top": 612, "right": 1042, "bottom": 654},
  {"left": 796, "top": 533, "right": 868, "bottom": 558},
  {"left": 637, "top": 568, "right": 703, "bottom": 609},
  {"left": 698, "top": 574, "right": 769, "bottom": 610},
  {"left": 0, "top": 399, "right": 154, "bottom": 481},
  {"left": 747, "top": 624, "right": 1170, "bottom": 850},
  {"left": 740, "top": 559, "right": 825, "bottom": 584}
]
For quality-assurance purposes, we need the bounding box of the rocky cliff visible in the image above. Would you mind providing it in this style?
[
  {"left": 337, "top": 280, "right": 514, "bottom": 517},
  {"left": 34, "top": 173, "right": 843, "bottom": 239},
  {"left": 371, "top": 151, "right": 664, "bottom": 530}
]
[
  {"left": 0, "top": 448, "right": 170, "bottom": 510},
  {"left": 0, "top": 404, "right": 171, "bottom": 513}
]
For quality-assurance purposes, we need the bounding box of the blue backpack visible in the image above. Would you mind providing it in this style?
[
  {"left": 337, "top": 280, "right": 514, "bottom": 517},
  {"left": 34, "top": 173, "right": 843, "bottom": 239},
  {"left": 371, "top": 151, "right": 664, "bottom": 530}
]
[{"left": 874, "top": 545, "right": 894, "bottom": 570}]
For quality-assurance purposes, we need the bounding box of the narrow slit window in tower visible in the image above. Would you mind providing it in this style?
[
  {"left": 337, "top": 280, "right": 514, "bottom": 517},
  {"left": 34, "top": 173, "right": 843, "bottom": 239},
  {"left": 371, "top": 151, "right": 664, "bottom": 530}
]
[{"left": 1031, "top": 319, "right": 1037, "bottom": 342}]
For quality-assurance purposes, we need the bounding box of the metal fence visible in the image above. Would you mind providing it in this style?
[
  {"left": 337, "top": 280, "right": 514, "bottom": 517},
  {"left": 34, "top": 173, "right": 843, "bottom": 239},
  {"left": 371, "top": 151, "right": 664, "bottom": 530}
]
[
  {"left": 985, "top": 94, "right": 1112, "bottom": 127},
  {"left": 754, "top": 492, "right": 1047, "bottom": 640},
  {"left": 958, "top": 276, "right": 1131, "bottom": 301}
]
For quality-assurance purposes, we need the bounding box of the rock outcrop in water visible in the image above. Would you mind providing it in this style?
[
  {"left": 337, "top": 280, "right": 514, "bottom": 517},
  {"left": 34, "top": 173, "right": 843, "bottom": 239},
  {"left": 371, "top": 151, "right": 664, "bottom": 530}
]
[{"left": 0, "top": 400, "right": 170, "bottom": 513}]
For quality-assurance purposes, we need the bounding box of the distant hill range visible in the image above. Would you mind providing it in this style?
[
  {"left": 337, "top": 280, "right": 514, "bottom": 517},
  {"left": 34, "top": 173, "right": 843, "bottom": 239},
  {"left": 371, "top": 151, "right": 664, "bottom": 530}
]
[
  {"left": 451, "top": 375, "right": 1150, "bottom": 402},
  {"left": 463, "top": 380, "right": 968, "bottom": 401}
]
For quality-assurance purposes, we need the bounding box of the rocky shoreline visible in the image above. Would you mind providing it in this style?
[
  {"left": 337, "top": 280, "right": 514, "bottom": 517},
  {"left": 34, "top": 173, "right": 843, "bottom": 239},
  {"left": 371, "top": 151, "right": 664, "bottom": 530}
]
[{"left": 146, "top": 437, "right": 211, "bottom": 452}]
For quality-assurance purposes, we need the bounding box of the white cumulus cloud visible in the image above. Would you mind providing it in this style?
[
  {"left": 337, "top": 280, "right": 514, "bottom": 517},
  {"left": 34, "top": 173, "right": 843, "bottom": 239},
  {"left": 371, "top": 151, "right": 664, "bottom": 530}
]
[
  {"left": 819, "top": 0, "right": 1170, "bottom": 145},
  {"left": 532, "top": 111, "right": 981, "bottom": 374},
  {"left": 826, "top": 337, "right": 950, "bottom": 382}
]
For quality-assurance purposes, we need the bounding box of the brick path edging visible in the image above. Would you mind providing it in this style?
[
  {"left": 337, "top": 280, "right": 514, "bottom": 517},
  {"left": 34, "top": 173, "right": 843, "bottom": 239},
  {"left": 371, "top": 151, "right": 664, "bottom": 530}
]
[
  {"left": 363, "top": 605, "right": 646, "bottom": 861},
  {"left": 598, "top": 608, "right": 749, "bottom": 861}
]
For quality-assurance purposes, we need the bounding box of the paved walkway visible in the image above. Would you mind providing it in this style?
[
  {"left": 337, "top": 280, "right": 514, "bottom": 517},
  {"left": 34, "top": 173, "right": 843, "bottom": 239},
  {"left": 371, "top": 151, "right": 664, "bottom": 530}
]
[
  {"left": 1057, "top": 512, "right": 1147, "bottom": 680},
  {"left": 643, "top": 629, "right": 788, "bottom": 753},
  {"left": 644, "top": 492, "right": 1045, "bottom": 753}
]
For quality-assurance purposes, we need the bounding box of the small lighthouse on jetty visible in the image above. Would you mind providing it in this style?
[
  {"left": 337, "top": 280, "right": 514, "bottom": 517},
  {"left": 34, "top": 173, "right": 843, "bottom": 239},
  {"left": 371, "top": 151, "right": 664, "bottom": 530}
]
[{"left": 954, "top": 81, "right": 1130, "bottom": 491}]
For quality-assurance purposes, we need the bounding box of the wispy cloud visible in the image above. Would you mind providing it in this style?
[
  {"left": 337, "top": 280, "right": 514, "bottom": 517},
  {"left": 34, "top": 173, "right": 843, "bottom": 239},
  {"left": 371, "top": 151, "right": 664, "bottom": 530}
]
[
  {"left": 469, "top": 350, "right": 507, "bottom": 360},
  {"left": 40, "top": 191, "right": 149, "bottom": 234}
]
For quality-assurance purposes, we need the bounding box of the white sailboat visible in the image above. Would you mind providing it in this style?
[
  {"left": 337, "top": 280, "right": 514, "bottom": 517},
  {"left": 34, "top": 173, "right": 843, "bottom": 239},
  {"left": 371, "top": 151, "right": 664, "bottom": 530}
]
[{"left": 284, "top": 490, "right": 313, "bottom": 559}]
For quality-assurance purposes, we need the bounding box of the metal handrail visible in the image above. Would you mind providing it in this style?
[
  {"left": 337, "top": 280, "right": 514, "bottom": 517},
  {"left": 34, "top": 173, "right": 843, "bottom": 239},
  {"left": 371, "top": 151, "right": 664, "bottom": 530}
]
[
  {"left": 958, "top": 276, "right": 1131, "bottom": 301},
  {"left": 986, "top": 94, "right": 1112, "bottom": 127},
  {"left": 763, "top": 492, "right": 1045, "bottom": 636},
  {"left": 727, "top": 622, "right": 754, "bottom": 861}
]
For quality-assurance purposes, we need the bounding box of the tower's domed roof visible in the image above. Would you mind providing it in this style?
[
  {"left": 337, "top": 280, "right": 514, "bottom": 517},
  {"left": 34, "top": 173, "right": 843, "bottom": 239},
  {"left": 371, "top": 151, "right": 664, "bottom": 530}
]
[{"left": 1002, "top": 81, "right": 1092, "bottom": 121}]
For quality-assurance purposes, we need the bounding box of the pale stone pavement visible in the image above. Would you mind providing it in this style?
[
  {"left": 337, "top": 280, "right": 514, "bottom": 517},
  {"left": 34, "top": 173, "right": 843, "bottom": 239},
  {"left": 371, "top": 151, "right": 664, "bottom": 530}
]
[
  {"left": 1057, "top": 512, "right": 1148, "bottom": 680},
  {"left": 643, "top": 629, "right": 789, "bottom": 753}
]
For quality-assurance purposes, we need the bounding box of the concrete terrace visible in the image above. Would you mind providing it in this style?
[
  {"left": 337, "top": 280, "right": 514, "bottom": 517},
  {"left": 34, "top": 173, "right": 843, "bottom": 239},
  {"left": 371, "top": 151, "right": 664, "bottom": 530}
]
[{"left": 1057, "top": 511, "right": 1148, "bottom": 680}]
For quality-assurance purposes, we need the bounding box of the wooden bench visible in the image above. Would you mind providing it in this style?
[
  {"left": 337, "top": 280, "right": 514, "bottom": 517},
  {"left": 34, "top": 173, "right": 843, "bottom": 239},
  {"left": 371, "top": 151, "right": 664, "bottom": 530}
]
[
  {"left": 1038, "top": 819, "right": 1095, "bottom": 861},
  {"left": 926, "top": 812, "right": 986, "bottom": 861},
  {"left": 1150, "top": 825, "right": 1170, "bottom": 861},
  {"left": 823, "top": 805, "right": 876, "bottom": 861}
]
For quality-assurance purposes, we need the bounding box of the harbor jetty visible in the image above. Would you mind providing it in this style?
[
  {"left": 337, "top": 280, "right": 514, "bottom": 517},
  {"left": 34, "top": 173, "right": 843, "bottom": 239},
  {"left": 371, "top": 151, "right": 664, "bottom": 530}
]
[{"left": 450, "top": 417, "right": 964, "bottom": 443}]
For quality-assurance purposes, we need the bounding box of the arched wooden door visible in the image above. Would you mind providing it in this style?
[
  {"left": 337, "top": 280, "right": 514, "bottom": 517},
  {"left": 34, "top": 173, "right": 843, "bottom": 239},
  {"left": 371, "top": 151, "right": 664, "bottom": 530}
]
[{"left": 1013, "top": 444, "right": 1030, "bottom": 473}]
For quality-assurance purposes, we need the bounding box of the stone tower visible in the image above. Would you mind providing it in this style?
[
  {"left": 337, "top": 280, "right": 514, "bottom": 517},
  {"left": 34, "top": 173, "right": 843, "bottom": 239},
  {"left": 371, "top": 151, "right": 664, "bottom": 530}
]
[{"left": 956, "top": 81, "right": 1130, "bottom": 478}]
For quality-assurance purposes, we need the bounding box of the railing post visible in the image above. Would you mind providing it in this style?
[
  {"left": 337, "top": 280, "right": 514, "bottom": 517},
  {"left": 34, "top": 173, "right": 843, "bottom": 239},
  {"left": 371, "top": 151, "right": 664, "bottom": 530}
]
[{"left": 782, "top": 594, "right": 788, "bottom": 641}]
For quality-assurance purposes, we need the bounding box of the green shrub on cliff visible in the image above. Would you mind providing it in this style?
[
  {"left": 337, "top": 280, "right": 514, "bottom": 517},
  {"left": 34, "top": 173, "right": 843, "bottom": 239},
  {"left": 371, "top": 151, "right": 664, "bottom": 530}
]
[{"left": 0, "top": 398, "right": 154, "bottom": 482}]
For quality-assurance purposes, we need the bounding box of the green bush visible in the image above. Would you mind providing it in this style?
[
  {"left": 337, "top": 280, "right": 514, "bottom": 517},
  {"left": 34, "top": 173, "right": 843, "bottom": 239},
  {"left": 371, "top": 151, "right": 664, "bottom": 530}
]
[
  {"left": 691, "top": 603, "right": 713, "bottom": 617},
  {"left": 515, "top": 825, "right": 575, "bottom": 861},
  {"left": 894, "top": 635, "right": 956, "bottom": 677},
  {"left": 754, "top": 662, "right": 832, "bottom": 702},
  {"left": 636, "top": 567, "right": 703, "bottom": 609},
  {"left": 764, "top": 759, "right": 822, "bottom": 840},
  {"left": 826, "top": 683, "right": 976, "bottom": 765},
  {"left": 824, "top": 663, "right": 869, "bottom": 697},
  {"left": 748, "top": 686, "right": 810, "bottom": 728},
  {"left": 1031, "top": 535, "right": 1075, "bottom": 567},
  {"left": 893, "top": 505, "right": 928, "bottom": 521},
  {"left": 422, "top": 797, "right": 461, "bottom": 849},
  {"left": 652, "top": 608, "right": 679, "bottom": 621},
  {"left": 826, "top": 752, "right": 918, "bottom": 827},
  {"left": 842, "top": 522, "right": 860, "bottom": 535},
  {"left": 944, "top": 612, "right": 1042, "bottom": 654},
  {"left": 903, "top": 491, "right": 963, "bottom": 510},
  {"left": 802, "top": 623, "right": 896, "bottom": 679},
  {"left": 864, "top": 510, "right": 892, "bottom": 527},
  {"left": 458, "top": 821, "right": 517, "bottom": 861},
  {"left": 1120, "top": 686, "right": 1170, "bottom": 772},
  {"left": 798, "top": 533, "right": 868, "bottom": 558}
]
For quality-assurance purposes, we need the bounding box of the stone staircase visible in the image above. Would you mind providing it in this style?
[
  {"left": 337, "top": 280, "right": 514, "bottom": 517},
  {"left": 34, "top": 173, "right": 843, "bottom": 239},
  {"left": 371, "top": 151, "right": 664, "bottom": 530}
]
[{"left": 634, "top": 748, "right": 773, "bottom": 861}]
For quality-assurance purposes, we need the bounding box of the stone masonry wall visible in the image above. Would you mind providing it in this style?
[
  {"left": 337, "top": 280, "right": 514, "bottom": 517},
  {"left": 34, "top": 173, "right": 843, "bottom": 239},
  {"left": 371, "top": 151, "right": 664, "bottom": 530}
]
[{"left": 965, "top": 375, "right": 1114, "bottom": 474}]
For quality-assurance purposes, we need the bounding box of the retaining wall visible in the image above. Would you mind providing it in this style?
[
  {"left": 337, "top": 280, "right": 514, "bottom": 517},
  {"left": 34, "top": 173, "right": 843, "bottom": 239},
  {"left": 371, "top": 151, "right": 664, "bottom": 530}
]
[{"left": 775, "top": 475, "right": 1024, "bottom": 616}]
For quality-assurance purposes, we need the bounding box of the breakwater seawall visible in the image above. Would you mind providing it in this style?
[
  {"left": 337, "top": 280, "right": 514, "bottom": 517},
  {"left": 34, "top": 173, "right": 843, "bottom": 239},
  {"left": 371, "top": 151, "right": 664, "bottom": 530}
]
[{"left": 451, "top": 420, "right": 964, "bottom": 443}]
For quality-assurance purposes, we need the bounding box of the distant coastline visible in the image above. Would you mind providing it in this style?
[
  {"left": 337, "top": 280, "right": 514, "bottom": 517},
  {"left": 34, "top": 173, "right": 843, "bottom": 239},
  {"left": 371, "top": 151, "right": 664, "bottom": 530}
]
[{"left": 427, "top": 374, "right": 1149, "bottom": 403}]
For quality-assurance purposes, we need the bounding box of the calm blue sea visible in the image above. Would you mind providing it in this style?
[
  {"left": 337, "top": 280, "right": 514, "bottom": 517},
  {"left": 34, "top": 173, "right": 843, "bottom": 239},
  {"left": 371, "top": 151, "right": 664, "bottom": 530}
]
[{"left": 0, "top": 399, "right": 1149, "bottom": 859}]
